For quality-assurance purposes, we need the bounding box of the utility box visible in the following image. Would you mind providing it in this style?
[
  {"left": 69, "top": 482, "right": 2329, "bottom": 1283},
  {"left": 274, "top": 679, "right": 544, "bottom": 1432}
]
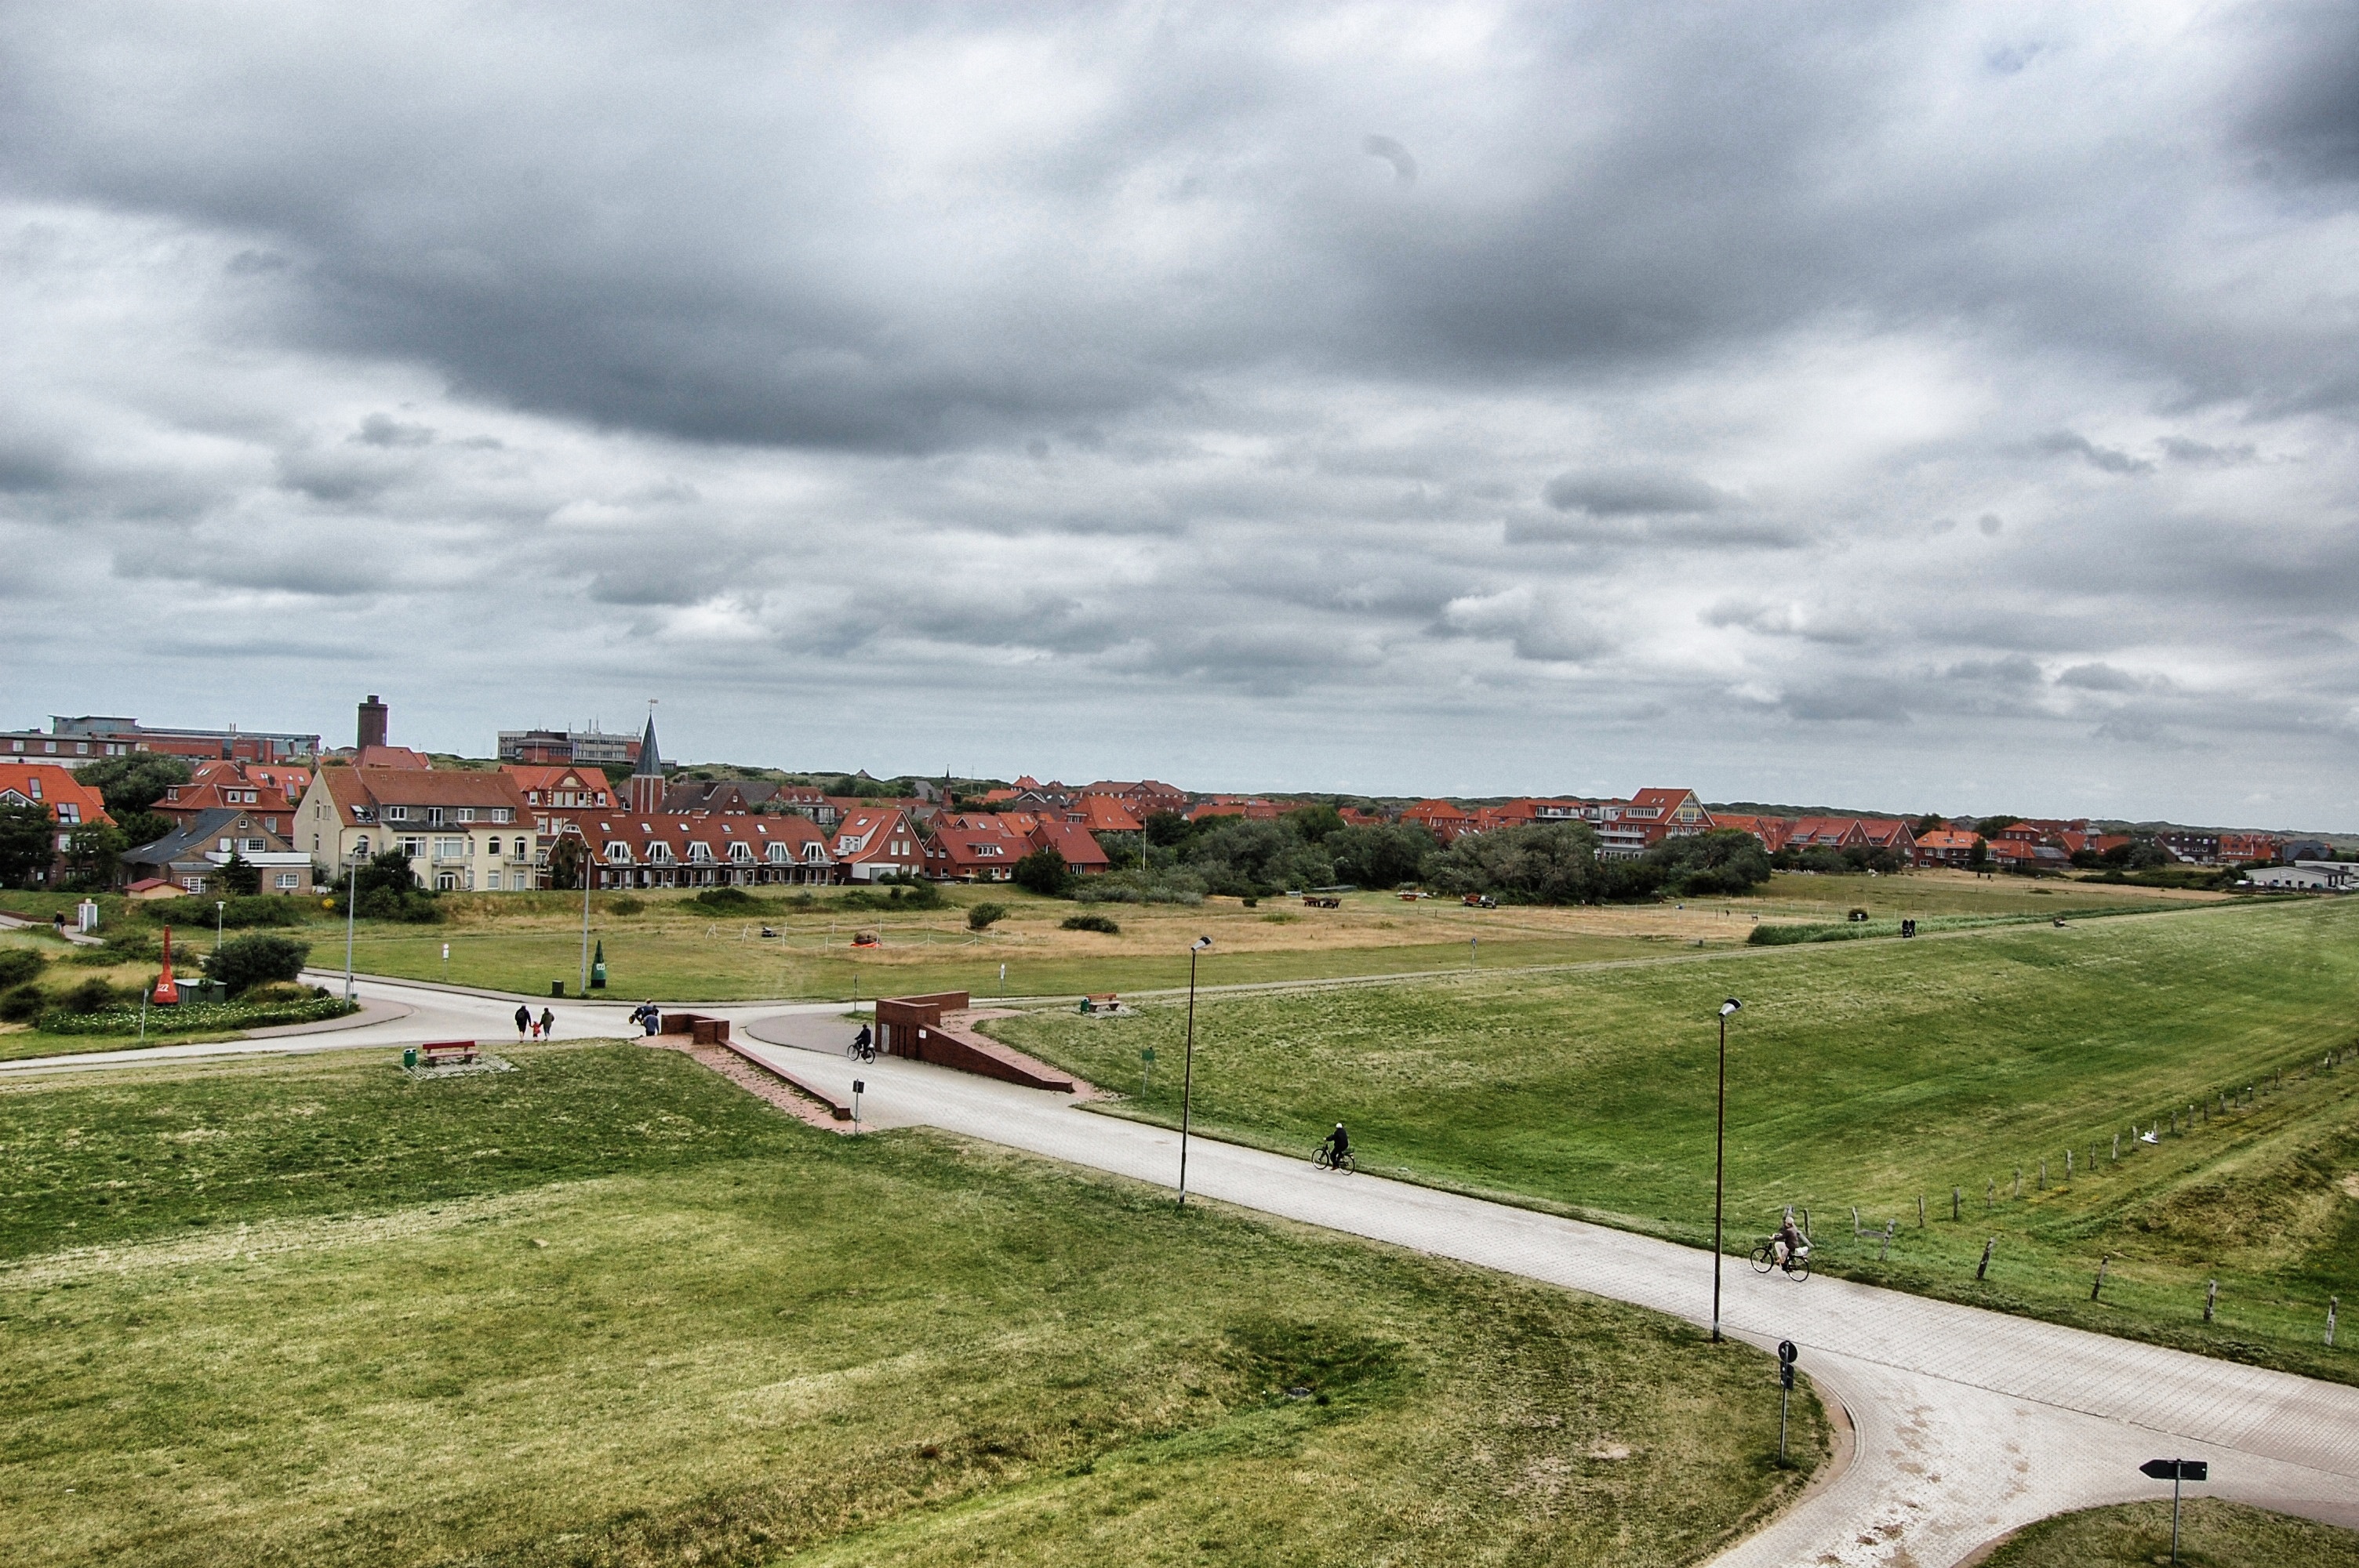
[{"left": 76, "top": 900, "right": 100, "bottom": 934}]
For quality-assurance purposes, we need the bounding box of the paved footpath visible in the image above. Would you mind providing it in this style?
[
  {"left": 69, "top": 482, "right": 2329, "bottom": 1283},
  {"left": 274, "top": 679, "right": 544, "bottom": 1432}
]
[{"left": 7, "top": 975, "right": 2358, "bottom": 1566}]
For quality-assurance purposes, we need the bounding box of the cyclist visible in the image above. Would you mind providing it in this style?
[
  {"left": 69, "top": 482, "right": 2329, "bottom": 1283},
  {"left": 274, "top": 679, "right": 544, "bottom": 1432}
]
[
  {"left": 1320, "top": 1122, "right": 1350, "bottom": 1170},
  {"left": 1772, "top": 1210, "right": 1808, "bottom": 1270},
  {"left": 852, "top": 1022, "right": 874, "bottom": 1060}
]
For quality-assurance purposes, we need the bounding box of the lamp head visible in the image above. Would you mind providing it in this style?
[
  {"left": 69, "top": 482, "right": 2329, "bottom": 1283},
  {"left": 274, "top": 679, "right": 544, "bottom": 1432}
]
[
  {"left": 1720, "top": 997, "right": 1742, "bottom": 1017},
  {"left": 1192, "top": 936, "right": 1212, "bottom": 951}
]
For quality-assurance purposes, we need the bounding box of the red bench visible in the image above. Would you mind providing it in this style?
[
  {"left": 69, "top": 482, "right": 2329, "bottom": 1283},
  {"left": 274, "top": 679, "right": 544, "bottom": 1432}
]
[{"left": 420, "top": 1040, "right": 478, "bottom": 1066}]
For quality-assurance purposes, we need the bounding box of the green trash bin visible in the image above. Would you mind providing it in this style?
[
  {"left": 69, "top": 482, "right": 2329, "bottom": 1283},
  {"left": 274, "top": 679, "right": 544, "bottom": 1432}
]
[
  {"left": 402, "top": 1047, "right": 418, "bottom": 1070},
  {"left": 551, "top": 981, "right": 565, "bottom": 998}
]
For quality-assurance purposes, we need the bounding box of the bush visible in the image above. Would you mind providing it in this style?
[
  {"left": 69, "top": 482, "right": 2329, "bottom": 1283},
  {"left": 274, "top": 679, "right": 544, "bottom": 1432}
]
[
  {"left": 608, "top": 896, "right": 646, "bottom": 915},
  {"left": 1061, "top": 913, "right": 1121, "bottom": 934},
  {"left": 692, "top": 887, "right": 761, "bottom": 911},
  {"left": 1012, "top": 847, "right": 1075, "bottom": 898},
  {"left": 64, "top": 977, "right": 121, "bottom": 1014},
  {"left": 0, "top": 948, "right": 43, "bottom": 989},
  {"left": 968, "top": 902, "right": 1009, "bottom": 931},
  {"left": 1, "top": 985, "right": 42, "bottom": 1022},
  {"left": 39, "top": 993, "right": 357, "bottom": 1036},
  {"left": 201, "top": 932, "right": 311, "bottom": 996}
]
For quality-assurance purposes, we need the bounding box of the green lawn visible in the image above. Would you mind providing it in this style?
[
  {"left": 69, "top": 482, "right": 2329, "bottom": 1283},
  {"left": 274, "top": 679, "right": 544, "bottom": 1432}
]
[
  {"left": 0, "top": 1044, "right": 1824, "bottom": 1567},
  {"left": 990, "top": 898, "right": 2359, "bottom": 1381},
  {"left": 1983, "top": 1498, "right": 2359, "bottom": 1566}
]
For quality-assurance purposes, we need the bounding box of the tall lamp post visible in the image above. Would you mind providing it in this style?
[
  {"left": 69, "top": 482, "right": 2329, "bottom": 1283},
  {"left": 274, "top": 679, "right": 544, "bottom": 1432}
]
[
  {"left": 213, "top": 900, "right": 226, "bottom": 953},
  {"left": 1712, "top": 996, "right": 1742, "bottom": 1342},
  {"left": 342, "top": 845, "right": 362, "bottom": 1004},
  {"left": 1176, "top": 935, "right": 1212, "bottom": 1209},
  {"left": 578, "top": 839, "right": 593, "bottom": 998}
]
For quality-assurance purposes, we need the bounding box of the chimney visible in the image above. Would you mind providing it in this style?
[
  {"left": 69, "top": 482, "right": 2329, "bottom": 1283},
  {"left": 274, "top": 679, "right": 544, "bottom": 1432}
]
[{"left": 358, "top": 695, "right": 388, "bottom": 751}]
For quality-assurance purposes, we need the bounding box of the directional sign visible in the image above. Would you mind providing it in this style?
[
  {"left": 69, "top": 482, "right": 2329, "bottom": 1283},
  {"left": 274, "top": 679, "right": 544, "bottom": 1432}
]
[
  {"left": 1778, "top": 1341, "right": 1798, "bottom": 1365},
  {"left": 1142, "top": 1048, "right": 1156, "bottom": 1063},
  {"left": 2141, "top": 1459, "right": 2208, "bottom": 1481},
  {"left": 852, "top": 1080, "right": 865, "bottom": 1095}
]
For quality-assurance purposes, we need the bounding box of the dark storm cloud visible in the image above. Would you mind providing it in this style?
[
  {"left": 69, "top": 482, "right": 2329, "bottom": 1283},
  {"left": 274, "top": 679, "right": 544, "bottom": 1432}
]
[
  {"left": 2034, "top": 431, "right": 2154, "bottom": 476},
  {"left": 1543, "top": 466, "right": 1732, "bottom": 517},
  {"left": 2240, "top": 3, "right": 2359, "bottom": 184}
]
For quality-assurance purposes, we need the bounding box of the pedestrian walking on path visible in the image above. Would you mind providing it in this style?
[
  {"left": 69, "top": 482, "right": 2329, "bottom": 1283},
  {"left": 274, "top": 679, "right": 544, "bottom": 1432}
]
[
  {"left": 514, "top": 1003, "right": 531, "bottom": 1041},
  {"left": 539, "top": 1007, "right": 555, "bottom": 1040}
]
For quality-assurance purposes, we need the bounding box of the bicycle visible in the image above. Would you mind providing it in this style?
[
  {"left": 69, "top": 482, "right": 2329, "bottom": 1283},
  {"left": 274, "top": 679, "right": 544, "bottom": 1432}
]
[
  {"left": 1750, "top": 1239, "right": 1811, "bottom": 1281},
  {"left": 1312, "top": 1144, "right": 1358, "bottom": 1173},
  {"left": 847, "top": 1036, "right": 877, "bottom": 1063}
]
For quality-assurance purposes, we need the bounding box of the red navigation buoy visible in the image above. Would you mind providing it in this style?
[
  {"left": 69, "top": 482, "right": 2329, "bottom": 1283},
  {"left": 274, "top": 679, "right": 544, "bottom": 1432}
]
[{"left": 153, "top": 924, "right": 181, "bottom": 1005}]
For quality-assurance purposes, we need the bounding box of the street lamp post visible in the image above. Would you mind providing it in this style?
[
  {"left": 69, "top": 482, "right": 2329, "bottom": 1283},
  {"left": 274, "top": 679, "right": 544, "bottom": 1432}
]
[
  {"left": 1712, "top": 996, "right": 1742, "bottom": 1342},
  {"left": 343, "top": 846, "right": 362, "bottom": 1004},
  {"left": 579, "top": 840, "right": 593, "bottom": 998},
  {"left": 1176, "top": 935, "right": 1212, "bottom": 1209},
  {"left": 214, "top": 900, "right": 225, "bottom": 954}
]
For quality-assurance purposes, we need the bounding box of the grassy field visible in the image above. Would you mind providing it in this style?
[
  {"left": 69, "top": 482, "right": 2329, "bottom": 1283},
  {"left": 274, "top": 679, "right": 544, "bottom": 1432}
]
[
  {"left": 990, "top": 897, "right": 2359, "bottom": 1381},
  {"left": 0, "top": 1043, "right": 1826, "bottom": 1567},
  {"left": 1982, "top": 1498, "right": 2359, "bottom": 1566},
  {"left": 1, "top": 870, "right": 2223, "bottom": 1010}
]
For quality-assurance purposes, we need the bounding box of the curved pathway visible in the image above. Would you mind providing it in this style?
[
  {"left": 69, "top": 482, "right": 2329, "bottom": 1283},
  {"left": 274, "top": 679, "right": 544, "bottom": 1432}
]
[{"left": 5, "top": 975, "right": 2357, "bottom": 1566}]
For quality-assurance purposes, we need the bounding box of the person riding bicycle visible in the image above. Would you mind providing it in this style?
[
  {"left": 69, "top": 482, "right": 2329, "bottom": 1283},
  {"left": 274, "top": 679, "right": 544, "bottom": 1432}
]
[
  {"left": 852, "top": 1023, "right": 874, "bottom": 1058},
  {"left": 1772, "top": 1211, "right": 1808, "bottom": 1269},
  {"left": 1321, "top": 1122, "right": 1350, "bottom": 1169}
]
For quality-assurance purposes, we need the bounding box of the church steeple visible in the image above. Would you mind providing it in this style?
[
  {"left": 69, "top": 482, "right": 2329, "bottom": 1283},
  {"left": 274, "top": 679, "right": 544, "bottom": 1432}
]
[{"left": 630, "top": 706, "right": 665, "bottom": 815}]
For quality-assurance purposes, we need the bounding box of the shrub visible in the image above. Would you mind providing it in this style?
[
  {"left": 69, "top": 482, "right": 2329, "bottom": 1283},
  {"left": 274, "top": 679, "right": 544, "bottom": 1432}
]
[
  {"left": 608, "top": 896, "right": 646, "bottom": 916},
  {"left": 692, "top": 887, "right": 760, "bottom": 912},
  {"left": 240, "top": 981, "right": 318, "bottom": 1005},
  {"left": 224, "top": 895, "right": 301, "bottom": 928},
  {"left": 1061, "top": 913, "right": 1121, "bottom": 935},
  {"left": 0, "top": 948, "right": 43, "bottom": 989},
  {"left": 39, "top": 994, "right": 356, "bottom": 1037},
  {"left": 1, "top": 985, "right": 42, "bottom": 1022},
  {"left": 968, "top": 902, "right": 1009, "bottom": 931},
  {"left": 1012, "top": 847, "right": 1074, "bottom": 898},
  {"left": 64, "top": 977, "right": 121, "bottom": 1014},
  {"left": 202, "top": 932, "right": 311, "bottom": 996}
]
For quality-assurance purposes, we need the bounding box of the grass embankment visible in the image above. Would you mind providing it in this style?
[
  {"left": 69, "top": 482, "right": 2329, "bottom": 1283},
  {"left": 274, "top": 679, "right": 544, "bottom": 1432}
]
[
  {"left": 1983, "top": 1499, "right": 2359, "bottom": 1566},
  {"left": 992, "top": 897, "right": 2359, "bottom": 1381},
  {"left": 0, "top": 1044, "right": 1824, "bottom": 1567},
  {"left": 1, "top": 870, "right": 2219, "bottom": 1007}
]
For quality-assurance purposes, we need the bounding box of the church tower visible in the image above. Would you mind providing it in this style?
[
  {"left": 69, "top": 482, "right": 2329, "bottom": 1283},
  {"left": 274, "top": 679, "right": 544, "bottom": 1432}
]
[{"left": 630, "top": 710, "right": 665, "bottom": 815}]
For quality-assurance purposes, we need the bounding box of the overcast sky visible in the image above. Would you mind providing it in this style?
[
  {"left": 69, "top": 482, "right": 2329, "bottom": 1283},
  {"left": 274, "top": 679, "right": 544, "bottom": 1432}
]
[{"left": 5, "top": 4, "right": 2356, "bottom": 826}]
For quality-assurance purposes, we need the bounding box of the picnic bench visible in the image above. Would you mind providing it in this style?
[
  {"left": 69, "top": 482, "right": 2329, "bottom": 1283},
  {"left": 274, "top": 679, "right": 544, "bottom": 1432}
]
[
  {"left": 420, "top": 1040, "right": 478, "bottom": 1067},
  {"left": 1080, "top": 993, "right": 1122, "bottom": 1014},
  {"left": 1302, "top": 895, "right": 1342, "bottom": 909}
]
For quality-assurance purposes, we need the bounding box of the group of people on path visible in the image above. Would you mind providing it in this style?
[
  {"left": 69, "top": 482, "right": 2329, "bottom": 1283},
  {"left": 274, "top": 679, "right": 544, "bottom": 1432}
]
[
  {"left": 511, "top": 1004, "right": 557, "bottom": 1041},
  {"left": 628, "top": 1000, "right": 662, "bottom": 1036}
]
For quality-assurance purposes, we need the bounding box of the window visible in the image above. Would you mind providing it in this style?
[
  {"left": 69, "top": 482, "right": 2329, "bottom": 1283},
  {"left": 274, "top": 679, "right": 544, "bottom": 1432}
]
[
  {"left": 354, "top": 835, "right": 370, "bottom": 856},
  {"left": 426, "top": 808, "right": 445, "bottom": 827},
  {"left": 275, "top": 873, "right": 300, "bottom": 890},
  {"left": 485, "top": 871, "right": 503, "bottom": 890},
  {"left": 183, "top": 876, "right": 206, "bottom": 893},
  {"left": 402, "top": 836, "right": 426, "bottom": 858},
  {"left": 265, "top": 817, "right": 278, "bottom": 832},
  {"left": 384, "top": 804, "right": 407, "bottom": 822},
  {"left": 491, "top": 808, "right": 512, "bottom": 823},
  {"left": 56, "top": 803, "right": 79, "bottom": 825},
  {"left": 312, "top": 834, "right": 321, "bottom": 851},
  {"left": 434, "top": 837, "right": 467, "bottom": 859},
  {"left": 240, "top": 838, "right": 266, "bottom": 853},
  {"left": 456, "top": 808, "right": 475, "bottom": 822},
  {"left": 219, "top": 837, "right": 234, "bottom": 853},
  {"left": 606, "top": 843, "right": 630, "bottom": 863}
]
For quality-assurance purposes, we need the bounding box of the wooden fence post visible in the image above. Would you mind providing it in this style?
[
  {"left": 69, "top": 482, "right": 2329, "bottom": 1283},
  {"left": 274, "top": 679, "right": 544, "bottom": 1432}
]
[
  {"left": 2205, "top": 1279, "right": 2217, "bottom": 1323},
  {"left": 1977, "top": 1237, "right": 1995, "bottom": 1281},
  {"left": 1917, "top": 1194, "right": 1925, "bottom": 1228},
  {"left": 1879, "top": 1221, "right": 1893, "bottom": 1262},
  {"left": 2092, "top": 1255, "right": 2108, "bottom": 1301},
  {"left": 1952, "top": 1187, "right": 1961, "bottom": 1221}
]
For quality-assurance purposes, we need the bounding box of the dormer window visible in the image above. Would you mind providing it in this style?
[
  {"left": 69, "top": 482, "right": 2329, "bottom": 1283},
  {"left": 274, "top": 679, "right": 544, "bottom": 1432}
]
[
  {"left": 456, "top": 808, "right": 476, "bottom": 823},
  {"left": 426, "top": 807, "right": 445, "bottom": 827},
  {"left": 384, "top": 805, "right": 407, "bottom": 822}
]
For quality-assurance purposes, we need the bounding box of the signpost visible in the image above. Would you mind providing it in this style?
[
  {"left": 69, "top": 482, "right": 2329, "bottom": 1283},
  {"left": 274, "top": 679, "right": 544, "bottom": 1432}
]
[
  {"left": 1777, "top": 1341, "right": 1798, "bottom": 1464},
  {"left": 852, "top": 1079, "right": 864, "bottom": 1132},
  {"left": 1140, "top": 1046, "right": 1156, "bottom": 1098},
  {"left": 2139, "top": 1458, "right": 2208, "bottom": 1563}
]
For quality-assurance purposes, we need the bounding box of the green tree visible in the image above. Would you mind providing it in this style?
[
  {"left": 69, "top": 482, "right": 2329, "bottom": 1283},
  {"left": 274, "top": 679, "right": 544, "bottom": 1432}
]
[
  {"left": 1012, "top": 846, "right": 1074, "bottom": 898},
  {"left": 967, "top": 901, "right": 1009, "bottom": 931},
  {"left": 73, "top": 753, "right": 193, "bottom": 816},
  {"left": 0, "top": 800, "right": 56, "bottom": 888},
  {"left": 1967, "top": 836, "right": 1992, "bottom": 870},
  {"left": 547, "top": 833, "right": 587, "bottom": 891},
  {"left": 1423, "top": 821, "right": 1645, "bottom": 904},
  {"left": 61, "top": 824, "right": 129, "bottom": 891},
  {"left": 1326, "top": 823, "right": 1438, "bottom": 890},
  {"left": 202, "top": 932, "right": 311, "bottom": 995},
  {"left": 217, "top": 851, "right": 262, "bottom": 897},
  {"left": 1141, "top": 810, "right": 1194, "bottom": 848},
  {"left": 1281, "top": 803, "right": 1347, "bottom": 843},
  {"left": 114, "top": 809, "right": 176, "bottom": 849},
  {"left": 1645, "top": 829, "right": 1772, "bottom": 895}
]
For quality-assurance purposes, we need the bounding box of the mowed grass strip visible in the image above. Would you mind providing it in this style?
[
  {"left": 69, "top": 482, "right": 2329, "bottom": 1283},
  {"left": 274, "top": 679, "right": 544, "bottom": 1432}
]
[
  {"left": 992, "top": 898, "right": 2359, "bottom": 1379},
  {"left": 0, "top": 1045, "right": 1823, "bottom": 1568},
  {"left": 1980, "top": 1498, "right": 2359, "bottom": 1566}
]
